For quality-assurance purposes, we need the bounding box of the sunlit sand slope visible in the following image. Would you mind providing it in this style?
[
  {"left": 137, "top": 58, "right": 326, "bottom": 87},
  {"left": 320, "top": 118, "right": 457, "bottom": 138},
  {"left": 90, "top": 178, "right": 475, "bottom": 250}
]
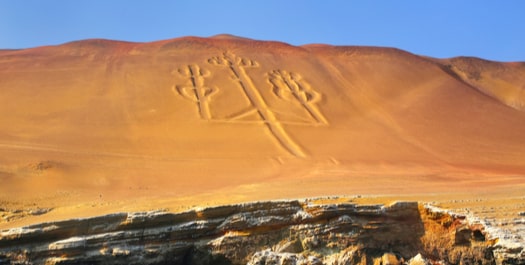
[{"left": 0, "top": 35, "right": 524, "bottom": 209}]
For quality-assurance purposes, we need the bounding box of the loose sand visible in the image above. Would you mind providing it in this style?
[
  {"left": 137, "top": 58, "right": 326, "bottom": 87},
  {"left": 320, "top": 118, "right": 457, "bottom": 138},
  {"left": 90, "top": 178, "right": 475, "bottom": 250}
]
[{"left": 1, "top": 36, "right": 524, "bottom": 231}]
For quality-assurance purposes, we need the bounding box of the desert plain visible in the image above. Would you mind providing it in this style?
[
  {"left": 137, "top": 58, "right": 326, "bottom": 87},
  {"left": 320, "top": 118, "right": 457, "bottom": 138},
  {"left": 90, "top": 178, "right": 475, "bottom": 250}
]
[{"left": 0, "top": 35, "right": 524, "bottom": 246}]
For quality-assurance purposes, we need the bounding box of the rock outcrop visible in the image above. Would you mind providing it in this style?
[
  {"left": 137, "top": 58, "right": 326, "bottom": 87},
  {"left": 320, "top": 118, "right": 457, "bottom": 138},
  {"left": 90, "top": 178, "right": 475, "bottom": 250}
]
[{"left": 0, "top": 199, "right": 519, "bottom": 264}]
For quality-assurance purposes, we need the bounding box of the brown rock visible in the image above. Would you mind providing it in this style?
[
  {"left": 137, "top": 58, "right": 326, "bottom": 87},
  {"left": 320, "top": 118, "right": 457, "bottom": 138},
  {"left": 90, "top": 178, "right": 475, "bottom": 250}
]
[
  {"left": 0, "top": 200, "right": 509, "bottom": 264},
  {"left": 381, "top": 252, "right": 401, "bottom": 265}
]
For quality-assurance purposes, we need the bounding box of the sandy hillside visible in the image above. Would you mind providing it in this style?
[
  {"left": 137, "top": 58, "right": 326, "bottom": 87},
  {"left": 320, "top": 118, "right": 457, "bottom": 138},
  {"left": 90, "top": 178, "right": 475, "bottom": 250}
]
[{"left": 0, "top": 35, "right": 524, "bottom": 227}]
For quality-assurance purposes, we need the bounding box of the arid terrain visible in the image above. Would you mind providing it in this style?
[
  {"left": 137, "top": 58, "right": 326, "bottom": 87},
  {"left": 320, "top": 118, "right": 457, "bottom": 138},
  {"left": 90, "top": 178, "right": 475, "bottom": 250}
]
[{"left": 0, "top": 35, "right": 524, "bottom": 264}]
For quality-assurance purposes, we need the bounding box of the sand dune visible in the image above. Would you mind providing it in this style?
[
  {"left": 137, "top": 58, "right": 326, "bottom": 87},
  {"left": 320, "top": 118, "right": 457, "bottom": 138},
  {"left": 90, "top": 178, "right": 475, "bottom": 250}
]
[{"left": 0, "top": 36, "right": 524, "bottom": 227}]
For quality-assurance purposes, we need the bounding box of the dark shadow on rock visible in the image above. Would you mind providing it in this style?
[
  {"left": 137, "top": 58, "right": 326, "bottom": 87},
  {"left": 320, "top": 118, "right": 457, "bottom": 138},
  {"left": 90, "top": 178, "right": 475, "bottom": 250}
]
[
  {"left": 358, "top": 202, "right": 426, "bottom": 260},
  {"left": 183, "top": 246, "right": 232, "bottom": 265}
]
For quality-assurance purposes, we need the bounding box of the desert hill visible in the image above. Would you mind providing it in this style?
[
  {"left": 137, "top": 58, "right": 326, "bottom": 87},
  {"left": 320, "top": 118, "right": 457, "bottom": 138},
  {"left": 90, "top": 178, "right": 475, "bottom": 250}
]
[{"left": 0, "top": 35, "right": 524, "bottom": 225}]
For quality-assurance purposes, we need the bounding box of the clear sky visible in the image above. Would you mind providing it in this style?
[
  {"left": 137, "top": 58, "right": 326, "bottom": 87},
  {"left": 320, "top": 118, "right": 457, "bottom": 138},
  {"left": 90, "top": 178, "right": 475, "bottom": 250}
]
[{"left": 1, "top": 1, "right": 524, "bottom": 61}]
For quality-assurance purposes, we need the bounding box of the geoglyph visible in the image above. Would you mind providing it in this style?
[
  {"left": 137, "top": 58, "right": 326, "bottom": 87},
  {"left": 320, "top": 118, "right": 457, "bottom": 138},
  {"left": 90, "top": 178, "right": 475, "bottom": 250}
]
[{"left": 174, "top": 52, "right": 327, "bottom": 157}]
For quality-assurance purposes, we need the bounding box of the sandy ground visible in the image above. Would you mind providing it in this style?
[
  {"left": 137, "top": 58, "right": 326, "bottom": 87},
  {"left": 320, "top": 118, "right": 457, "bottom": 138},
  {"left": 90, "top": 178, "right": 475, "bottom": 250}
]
[
  {"left": 2, "top": 161, "right": 524, "bottom": 230},
  {"left": 1, "top": 36, "right": 524, "bottom": 232}
]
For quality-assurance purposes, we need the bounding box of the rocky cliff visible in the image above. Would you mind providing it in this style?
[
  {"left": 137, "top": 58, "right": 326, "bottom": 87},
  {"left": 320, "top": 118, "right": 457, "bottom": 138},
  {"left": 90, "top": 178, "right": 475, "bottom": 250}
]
[{"left": 1, "top": 199, "right": 519, "bottom": 265}]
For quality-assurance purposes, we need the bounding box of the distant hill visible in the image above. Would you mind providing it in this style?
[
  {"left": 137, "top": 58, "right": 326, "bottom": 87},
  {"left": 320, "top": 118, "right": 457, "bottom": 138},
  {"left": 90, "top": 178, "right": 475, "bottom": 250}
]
[{"left": 1, "top": 35, "right": 524, "bottom": 202}]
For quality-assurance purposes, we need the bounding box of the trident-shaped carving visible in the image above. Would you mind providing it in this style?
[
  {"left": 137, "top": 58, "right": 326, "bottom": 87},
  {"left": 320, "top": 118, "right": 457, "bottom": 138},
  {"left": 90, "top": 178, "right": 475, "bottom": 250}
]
[
  {"left": 208, "top": 52, "right": 306, "bottom": 157},
  {"left": 268, "top": 70, "right": 327, "bottom": 125},
  {"left": 173, "top": 64, "right": 217, "bottom": 120},
  {"left": 208, "top": 52, "right": 259, "bottom": 69}
]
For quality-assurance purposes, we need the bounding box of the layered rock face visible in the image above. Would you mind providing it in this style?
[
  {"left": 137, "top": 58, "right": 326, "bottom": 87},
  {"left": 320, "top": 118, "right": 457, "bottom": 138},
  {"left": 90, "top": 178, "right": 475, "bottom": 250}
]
[{"left": 0, "top": 200, "right": 512, "bottom": 265}]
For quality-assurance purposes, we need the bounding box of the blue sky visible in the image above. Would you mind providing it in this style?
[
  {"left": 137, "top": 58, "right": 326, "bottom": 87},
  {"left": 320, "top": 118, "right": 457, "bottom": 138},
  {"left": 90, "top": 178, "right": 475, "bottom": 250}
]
[{"left": 1, "top": 1, "right": 524, "bottom": 61}]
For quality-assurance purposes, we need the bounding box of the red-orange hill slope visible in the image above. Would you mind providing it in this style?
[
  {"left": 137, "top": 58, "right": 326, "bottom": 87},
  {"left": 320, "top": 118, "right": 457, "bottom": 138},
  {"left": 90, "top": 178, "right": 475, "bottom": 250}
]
[{"left": 0, "top": 35, "right": 524, "bottom": 199}]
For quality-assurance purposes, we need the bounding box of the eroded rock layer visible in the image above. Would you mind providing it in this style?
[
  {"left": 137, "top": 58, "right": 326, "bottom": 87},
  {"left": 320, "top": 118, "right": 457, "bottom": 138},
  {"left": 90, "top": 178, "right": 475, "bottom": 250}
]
[{"left": 0, "top": 200, "right": 517, "bottom": 265}]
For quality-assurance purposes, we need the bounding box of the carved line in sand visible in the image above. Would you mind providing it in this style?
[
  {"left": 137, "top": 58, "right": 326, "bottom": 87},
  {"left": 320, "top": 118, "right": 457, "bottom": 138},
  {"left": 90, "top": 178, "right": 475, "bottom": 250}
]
[
  {"left": 268, "top": 69, "right": 328, "bottom": 125},
  {"left": 172, "top": 64, "right": 217, "bottom": 120},
  {"left": 174, "top": 52, "right": 328, "bottom": 157}
]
